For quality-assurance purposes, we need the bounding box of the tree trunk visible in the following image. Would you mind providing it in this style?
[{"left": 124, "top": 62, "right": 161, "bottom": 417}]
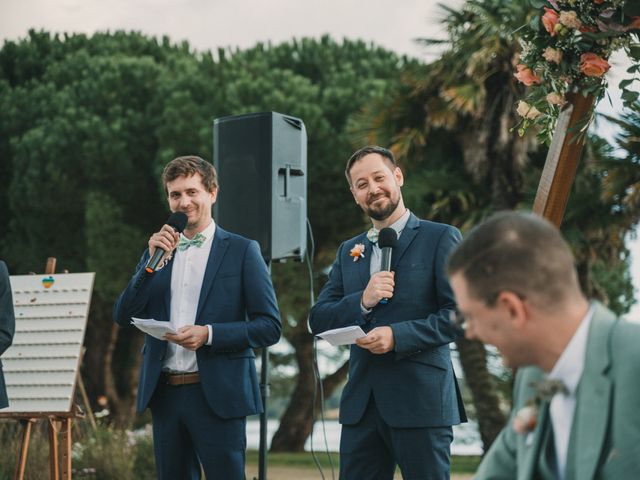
[
  {"left": 456, "top": 338, "right": 506, "bottom": 449},
  {"left": 270, "top": 325, "right": 349, "bottom": 452}
]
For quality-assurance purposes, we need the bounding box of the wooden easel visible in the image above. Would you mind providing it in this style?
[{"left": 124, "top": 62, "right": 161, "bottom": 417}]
[{"left": 0, "top": 257, "right": 95, "bottom": 480}]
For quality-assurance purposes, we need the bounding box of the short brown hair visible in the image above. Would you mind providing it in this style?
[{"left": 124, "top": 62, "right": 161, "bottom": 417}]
[
  {"left": 345, "top": 145, "right": 397, "bottom": 185},
  {"left": 162, "top": 156, "right": 218, "bottom": 194},
  {"left": 447, "top": 211, "right": 581, "bottom": 308}
]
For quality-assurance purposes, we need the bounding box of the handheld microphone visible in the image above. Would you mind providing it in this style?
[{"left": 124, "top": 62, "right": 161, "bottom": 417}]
[
  {"left": 378, "top": 227, "right": 398, "bottom": 304},
  {"left": 145, "top": 212, "right": 188, "bottom": 273}
]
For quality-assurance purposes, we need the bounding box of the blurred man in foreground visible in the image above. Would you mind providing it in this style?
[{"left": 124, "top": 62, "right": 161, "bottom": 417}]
[{"left": 447, "top": 211, "right": 640, "bottom": 479}]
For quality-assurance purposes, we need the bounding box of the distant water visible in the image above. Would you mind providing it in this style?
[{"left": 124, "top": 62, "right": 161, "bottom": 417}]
[{"left": 246, "top": 418, "right": 483, "bottom": 456}]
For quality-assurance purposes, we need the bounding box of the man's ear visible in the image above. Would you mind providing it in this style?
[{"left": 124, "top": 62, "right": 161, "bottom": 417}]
[
  {"left": 210, "top": 186, "right": 218, "bottom": 204},
  {"left": 497, "top": 291, "right": 527, "bottom": 329},
  {"left": 394, "top": 167, "right": 404, "bottom": 187}
]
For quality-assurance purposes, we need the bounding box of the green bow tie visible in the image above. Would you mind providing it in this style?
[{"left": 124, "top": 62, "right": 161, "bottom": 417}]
[
  {"left": 366, "top": 227, "right": 379, "bottom": 244},
  {"left": 177, "top": 232, "right": 206, "bottom": 251}
]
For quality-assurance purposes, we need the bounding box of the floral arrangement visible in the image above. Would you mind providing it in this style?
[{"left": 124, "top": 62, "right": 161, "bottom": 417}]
[
  {"left": 349, "top": 243, "right": 366, "bottom": 262},
  {"left": 514, "top": 0, "right": 640, "bottom": 142},
  {"left": 513, "top": 378, "right": 567, "bottom": 435}
]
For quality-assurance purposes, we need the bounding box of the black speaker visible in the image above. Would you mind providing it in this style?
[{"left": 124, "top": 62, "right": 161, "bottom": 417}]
[{"left": 213, "top": 112, "right": 307, "bottom": 262}]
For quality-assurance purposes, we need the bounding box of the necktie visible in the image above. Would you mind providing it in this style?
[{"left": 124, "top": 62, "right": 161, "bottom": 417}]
[
  {"left": 177, "top": 232, "right": 206, "bottom": 251},
  {"left": 366, "top": 227, "right": 379, "bottom": 244}
]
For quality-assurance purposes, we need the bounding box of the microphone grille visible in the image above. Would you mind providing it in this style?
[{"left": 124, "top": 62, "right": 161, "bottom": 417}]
[
  {"left": 378, "top": 227, "right": 398, "bottom": 248},
  {"left": 167, "top": 212, "right": 188, "bottom": 233}
]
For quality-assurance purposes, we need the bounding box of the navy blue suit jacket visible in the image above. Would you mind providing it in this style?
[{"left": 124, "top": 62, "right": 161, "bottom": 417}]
[
  {"left": 0, "top": 261, "right": 15, "bottom": 409},
  {"left": 309, "top": 214, "right": 466, "bottom": 428},
  {"left": 114, "top": 226, "right": 281, "bottom": 418}
]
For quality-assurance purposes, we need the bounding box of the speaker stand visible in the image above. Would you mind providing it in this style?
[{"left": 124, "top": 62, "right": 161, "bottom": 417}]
[{"left": 258, "top": 346, "right": 270, "bottom": 480}]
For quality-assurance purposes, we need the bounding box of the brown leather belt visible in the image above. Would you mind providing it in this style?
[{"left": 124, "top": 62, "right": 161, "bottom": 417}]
[{"left": 161, "top": 372, "right": 200, "bottom": 386}]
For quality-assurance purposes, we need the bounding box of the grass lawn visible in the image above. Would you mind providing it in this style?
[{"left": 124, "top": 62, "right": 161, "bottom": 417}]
[{"left": 245, "top": 451, "right": 481, "bottom": 479}]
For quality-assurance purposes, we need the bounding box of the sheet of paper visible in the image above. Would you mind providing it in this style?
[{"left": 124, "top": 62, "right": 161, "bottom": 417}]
[
  {"left": 131, "top": 317, "right": 177, "bottom": 340},
  {"left": 316, "top": 325, "right": 366, "bottom": 346}
]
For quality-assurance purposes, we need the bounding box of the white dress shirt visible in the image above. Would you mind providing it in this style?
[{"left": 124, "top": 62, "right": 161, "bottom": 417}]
[
  {"left": 369, "top": 209, "right": 411, "bottom": 274},
  {"left": 548, "top": 304, "right": 595, "bottom": 480},
  {"left": 162, "top": 220, "right": 215, "bottom": 373}
]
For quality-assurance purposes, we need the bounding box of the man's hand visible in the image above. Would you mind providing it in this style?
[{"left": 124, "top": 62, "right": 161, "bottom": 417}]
[
  {"left": 148, "top": 224, "right": 180, "bottom": 259},
  {"left": 356, "top": 326, "right": 395, "bottom": 354},
  {"left": 165, "top": 325, "right": 208, "bottom": 351},
  {"left": 361, "top": 271, "right": 395, "bottom": 309}
]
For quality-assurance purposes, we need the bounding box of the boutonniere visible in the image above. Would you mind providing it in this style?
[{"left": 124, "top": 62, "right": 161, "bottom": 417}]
[
  {"left": 349, "top": 243, "right": 366, "bottom": 262},
  {"left": 513, "top": 378, "right": 567, "bottom": 435}
]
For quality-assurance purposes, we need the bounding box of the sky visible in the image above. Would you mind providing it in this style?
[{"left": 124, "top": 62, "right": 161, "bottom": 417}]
[{"left": 2, "top": 0, "right": 639, "bottom": 319}]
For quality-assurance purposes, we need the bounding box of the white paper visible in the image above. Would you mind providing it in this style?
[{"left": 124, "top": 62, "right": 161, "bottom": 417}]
[
  {"left": 316, "top": 325, "right": 366, "bottom": 346},
  {"left": 131, "top": 317, "right": 177, "bottom": 340}
]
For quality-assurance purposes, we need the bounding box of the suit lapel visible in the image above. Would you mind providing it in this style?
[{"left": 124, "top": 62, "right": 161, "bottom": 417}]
[
  {"left": 572, "top": 303, "right": 614, "bottom": 480},
  {"left": 357, "top": 237, "right": 372, "bottom": 286},
  {"left": 160, "top": 255, "right": 175, "bottom": 322},
  {"left": 390, "top": 213, "right": 419, "bottom": 270},
  {"left": 520, "top": 401, "right": 551, "bottom": 480},
  {"left": 195, "top": 226, "right": 230, "bottom": 322}
]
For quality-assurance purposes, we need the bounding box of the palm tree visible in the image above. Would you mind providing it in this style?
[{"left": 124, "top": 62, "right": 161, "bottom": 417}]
[{"left": 352, "top": 0, "right": 538, "bottom": 449}]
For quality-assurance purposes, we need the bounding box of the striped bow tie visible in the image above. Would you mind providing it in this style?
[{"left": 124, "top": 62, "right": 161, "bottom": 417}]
[{"left": 177, "top": 232, "right": 206, "bottom": 251}]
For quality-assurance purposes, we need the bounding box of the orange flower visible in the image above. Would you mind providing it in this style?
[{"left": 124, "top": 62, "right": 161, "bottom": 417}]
[
  {"left": 593, "top": 0, "right": 605, "bottom": 4},
  {"left": 349, "top": 243, "right": 366, "bottom": 262},
  {"left": 514, "top": 64, "right": 542, "bottom": 86},
  {"left": 541, "top": 7, "right": 560, "bottom": 36},
  {"left": 629, "top": 17, "right": 640, "bottom": 30},
  {"left": 579, "top": 53, "right": 610, "bottom": 77}
]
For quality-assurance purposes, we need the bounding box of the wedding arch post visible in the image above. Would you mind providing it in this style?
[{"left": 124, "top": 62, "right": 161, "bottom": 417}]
[{"left": 532, "top": 91, "right": 595, "bottom": 226}]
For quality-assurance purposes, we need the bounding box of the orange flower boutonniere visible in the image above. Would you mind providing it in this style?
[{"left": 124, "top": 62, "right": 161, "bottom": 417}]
[{"left": 349, "top": 243, "right": 366, "bottom": 262}]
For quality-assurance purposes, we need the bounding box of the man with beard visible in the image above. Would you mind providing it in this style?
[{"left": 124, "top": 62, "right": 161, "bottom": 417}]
[{"left": 309, "top": 146, "right": 466, "bottom": 480}]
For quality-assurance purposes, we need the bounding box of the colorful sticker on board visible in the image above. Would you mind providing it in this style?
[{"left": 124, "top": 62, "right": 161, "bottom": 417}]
[{"left": 42, "top": 276, "right": 55, "bottom": 288}]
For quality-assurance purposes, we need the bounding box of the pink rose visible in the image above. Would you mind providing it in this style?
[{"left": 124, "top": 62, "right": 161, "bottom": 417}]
[
  {"left": 580, "top": 53, "right": 610, "bottom": 77},
  {"left": 542, "top": 47, "right": 562, "bottom": 64},
  {"left": 513, "top": 405, "right": 538, "bottom": 434},
  {"left": 559, "top": 11, "right": 582, "bottom": 30},
  {"left": 542, "top": 7, "right": 560, "bottom": 36},
  {"left": 516, "top": 101, "right": 542, "bottom": 120},
  {"left": 514, "top": 64, "right": 542, "bottom": 86},
  {"left": 546, "top": 92, "right": 565, "bottom": 106}
]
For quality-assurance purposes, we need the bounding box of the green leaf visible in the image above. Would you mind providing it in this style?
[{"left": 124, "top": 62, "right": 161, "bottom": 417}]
[
  {"left": 530, "top": 0, "right": 546, "bottom": 8},
  {"left": 623, "top": 2, "right": 640, "bottom": 17},
  {"left": 619, "top": 79, "right": 635, "bottom": 89},
  {"left": 627, "top": 64, "right": 640, "bottom": 74},
  {"left": 629, "top": 46, "right": 640, "bottom": 62},
  {"left": 621, "top": 90, "right": 640, "bottom": 102}
]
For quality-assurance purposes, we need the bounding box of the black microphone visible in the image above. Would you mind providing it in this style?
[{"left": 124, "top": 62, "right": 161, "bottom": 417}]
[
  {"left": 145, "top": 212, "right": 188, "bottom": 273},
  {"left": 378, "top": 227, "right": 398, "bottom": 304}
]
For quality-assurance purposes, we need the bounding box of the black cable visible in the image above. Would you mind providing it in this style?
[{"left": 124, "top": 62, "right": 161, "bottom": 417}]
[{"left": 306, "top": 217, "right": 336, "bottom": 480}]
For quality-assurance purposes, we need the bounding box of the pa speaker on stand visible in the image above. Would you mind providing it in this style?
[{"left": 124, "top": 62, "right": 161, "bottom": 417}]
[{"left": 213, "top": 111, "right": 307, "bottom": 480}]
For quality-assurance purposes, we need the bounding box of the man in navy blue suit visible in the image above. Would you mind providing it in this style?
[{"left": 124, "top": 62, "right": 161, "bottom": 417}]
[
  {"left": 309, "top": 146, "right": 466, "bottom": 480},
  {"left": 0, "top": 260, "right": 15, "bottom": 410},
  {"left": 114, "top": 156, "right": 281, "bottom": 480}
]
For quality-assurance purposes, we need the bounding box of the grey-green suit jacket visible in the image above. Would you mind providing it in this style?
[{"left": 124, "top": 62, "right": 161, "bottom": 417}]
[{"left": 476, "top": 302, "right": 640, "bottom": 479}]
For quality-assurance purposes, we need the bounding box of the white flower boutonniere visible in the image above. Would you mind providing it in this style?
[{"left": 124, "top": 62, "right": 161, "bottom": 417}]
[{"left": 349, "top": 243, "right": 366, "bottom": 262}]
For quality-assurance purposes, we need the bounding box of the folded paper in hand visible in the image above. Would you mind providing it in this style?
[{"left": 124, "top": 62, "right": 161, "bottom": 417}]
[
  {"left": 131, "top": 317, "right": 177, "bottom": 340},
  {"left": 316, "top": 325, "right": 366, "bottom": 346}
]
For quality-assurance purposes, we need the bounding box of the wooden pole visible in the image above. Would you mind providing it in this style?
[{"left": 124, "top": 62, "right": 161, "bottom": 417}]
[
  {"left": 48, "top": 417, "right": 60, "bottom": 480},
  {"left": 532, "top": 92, "right": 595, "bottom": 226},
  {"left": 60, "top": 418, "right": 72, "bottom": 480},
  {"left": 14, "top": 419, "right": 36, "bottom": 480}
]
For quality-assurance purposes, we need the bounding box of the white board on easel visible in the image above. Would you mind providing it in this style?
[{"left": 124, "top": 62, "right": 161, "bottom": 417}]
[{"left": 3, "top": 272, "right": 94, "bottom": 414}]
